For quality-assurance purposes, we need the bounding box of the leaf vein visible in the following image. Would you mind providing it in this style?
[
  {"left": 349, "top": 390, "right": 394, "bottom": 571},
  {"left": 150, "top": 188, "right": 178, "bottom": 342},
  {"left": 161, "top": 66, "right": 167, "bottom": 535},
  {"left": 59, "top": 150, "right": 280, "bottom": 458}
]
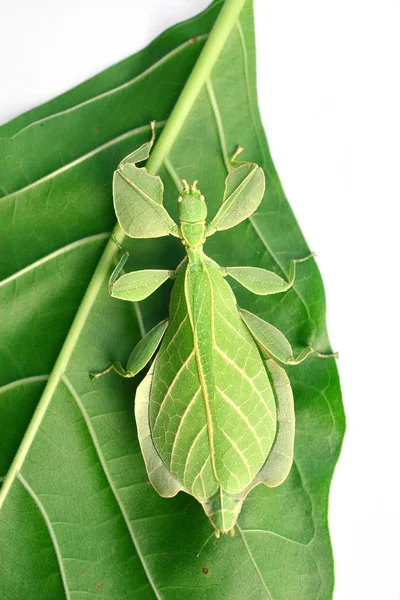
[
  {"left": 216, "top": 386, "right": 264, "bottom": 454},
  {"left": 169, "top": 387, "right": 201, "bottom": 469},
  {"left": 0, "top": 374, "right": 49, "bottom": 395},
  {"left": 0, "top": 233, "right": 109, "bottom": 287},
  {"left": 237, "top": 524, "right": 273, "bottom": 599},
  {"left": 17, "top": 473, "right": 71, "bottom": 600},
  {"left": 214, "top": 345, "right": 272, "bottom": 418},
  {"left": 3, "top": 123, "right": 165, "bottom": 201},
  {"left": 62, "top": 375, "right": 161, "bottom": 600},
  {"left": 218, "top": 425, "right": 252, "bottom": 479}
]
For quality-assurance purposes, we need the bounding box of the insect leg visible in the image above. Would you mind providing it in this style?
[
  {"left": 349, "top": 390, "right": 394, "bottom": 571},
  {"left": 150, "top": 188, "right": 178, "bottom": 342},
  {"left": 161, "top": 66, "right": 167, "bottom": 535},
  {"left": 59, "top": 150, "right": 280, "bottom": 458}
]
[
  {"left": 285, "top": 345, "right": 339, "bottom": 365},
  {"left": 89, "top": 319, "right": 168, "bottom": 381},
  {"left": 108, "top": 235, "right": 130, "bottom": 294},
  {"left": 229, "top": 144, "right": 245, "bottom": 166},
  {"left": 224, "top": 253, "right": 316, "bottom": 296},
  {"left": 239, "top": 308, "right": 338, "bottom": 365},
  {"left": 89, "top": 361, "right": 131, "bottom": 382},
  {"left": 285, "top": 253, "right": 316, "bottom": 291}
]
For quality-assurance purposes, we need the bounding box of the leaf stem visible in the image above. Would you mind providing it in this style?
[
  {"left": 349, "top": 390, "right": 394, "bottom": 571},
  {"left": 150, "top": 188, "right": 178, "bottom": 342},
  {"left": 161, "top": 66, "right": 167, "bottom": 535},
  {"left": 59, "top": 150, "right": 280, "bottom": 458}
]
[{"left": 0, "top": 0, "right": 247, "bottom": 509}]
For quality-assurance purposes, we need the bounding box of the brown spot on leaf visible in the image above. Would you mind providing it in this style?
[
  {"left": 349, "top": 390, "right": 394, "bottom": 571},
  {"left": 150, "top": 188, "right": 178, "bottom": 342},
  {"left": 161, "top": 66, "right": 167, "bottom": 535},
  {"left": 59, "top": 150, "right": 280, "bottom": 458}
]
[
  {"left": 95, "top": 127, "right": 101, "bottom": 134},
  {"left": 72, "top": 151, "right": 76, "bottom": 157},
  {"left": 96, "top": 582, "right": 104, "bottom": 591},
  {"left": 189, "top": 37, "right": 199, "bottom": 44},
  {"left": 202, "top": 567, "right": 208, "bottom": 575}
]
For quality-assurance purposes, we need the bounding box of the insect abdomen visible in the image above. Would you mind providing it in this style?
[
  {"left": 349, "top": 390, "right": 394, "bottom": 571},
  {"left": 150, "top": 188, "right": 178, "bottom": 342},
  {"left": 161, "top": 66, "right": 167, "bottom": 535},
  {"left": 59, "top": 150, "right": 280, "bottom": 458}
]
[{"left": 149, "top": 260, "right": 277, "bottom": 499}]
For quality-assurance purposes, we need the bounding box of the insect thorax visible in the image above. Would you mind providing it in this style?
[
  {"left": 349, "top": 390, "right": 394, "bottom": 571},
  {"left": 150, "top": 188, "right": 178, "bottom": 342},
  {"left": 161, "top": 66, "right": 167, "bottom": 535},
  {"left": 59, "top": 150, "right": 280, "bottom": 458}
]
[
  {"left": 178, "top": 180, "right": 207, "bottom": 249},
  {"left": 180, "top": 221, "right": 206, "bottom": 249}
]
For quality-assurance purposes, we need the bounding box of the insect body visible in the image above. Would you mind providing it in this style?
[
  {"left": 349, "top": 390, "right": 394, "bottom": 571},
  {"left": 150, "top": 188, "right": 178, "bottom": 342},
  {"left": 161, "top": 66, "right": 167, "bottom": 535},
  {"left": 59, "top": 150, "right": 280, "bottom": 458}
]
[{"left": 91, "top": 130, "right": 336, "bottom": 536}]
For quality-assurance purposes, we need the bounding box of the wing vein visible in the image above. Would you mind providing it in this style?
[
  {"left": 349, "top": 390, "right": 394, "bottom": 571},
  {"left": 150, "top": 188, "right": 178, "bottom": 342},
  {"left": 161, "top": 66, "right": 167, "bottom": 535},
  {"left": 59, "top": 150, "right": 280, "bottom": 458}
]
[
  {"left": 183, "top": 424, "right": 208, "bottom": 488},
  {"left": 218, "top": 425, "right": 252, "bottom": 478},
  {"left": 169, "top": 387, "right": 201, "bottom": 469},
  {"left": 185, "top": 266, "right": 219, "bottom": 483},
  {"left": 216, "top": 386, "right": 265, "bottom": 453},
  {"left": 152, "top": 350, "right": 195, "bottom": 432},
  {"left": 214, "top": 345, "right": 272, "bottom": 418}
]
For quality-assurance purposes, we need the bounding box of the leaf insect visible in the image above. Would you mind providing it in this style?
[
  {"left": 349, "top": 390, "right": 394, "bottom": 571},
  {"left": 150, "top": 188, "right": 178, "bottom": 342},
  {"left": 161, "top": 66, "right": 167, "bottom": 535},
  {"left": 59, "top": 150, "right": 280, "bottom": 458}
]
[{"left": 91, "top": 125, "right": 337, "bottom": 537}]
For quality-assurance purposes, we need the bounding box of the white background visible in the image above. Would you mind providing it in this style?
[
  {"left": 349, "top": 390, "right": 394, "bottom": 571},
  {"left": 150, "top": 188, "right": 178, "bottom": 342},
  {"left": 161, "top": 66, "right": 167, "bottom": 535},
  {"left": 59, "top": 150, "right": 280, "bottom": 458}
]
[{"left": 1, "top": 1, "right": 399, "bottom": 598}]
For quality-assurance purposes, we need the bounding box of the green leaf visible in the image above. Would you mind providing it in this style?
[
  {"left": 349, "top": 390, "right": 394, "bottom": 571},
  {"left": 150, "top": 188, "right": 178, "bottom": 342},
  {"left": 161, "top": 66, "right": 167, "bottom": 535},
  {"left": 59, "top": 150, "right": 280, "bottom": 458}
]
[{"left": 0, "top": 1, "right": 344, "bottom": 598}]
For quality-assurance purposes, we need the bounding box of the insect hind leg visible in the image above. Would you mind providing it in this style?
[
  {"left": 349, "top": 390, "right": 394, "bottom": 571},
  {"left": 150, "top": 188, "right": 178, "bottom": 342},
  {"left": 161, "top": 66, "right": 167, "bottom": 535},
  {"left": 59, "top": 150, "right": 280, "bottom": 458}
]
[{"left": 89, "top": 361, "right": 133, "bottom": 382}]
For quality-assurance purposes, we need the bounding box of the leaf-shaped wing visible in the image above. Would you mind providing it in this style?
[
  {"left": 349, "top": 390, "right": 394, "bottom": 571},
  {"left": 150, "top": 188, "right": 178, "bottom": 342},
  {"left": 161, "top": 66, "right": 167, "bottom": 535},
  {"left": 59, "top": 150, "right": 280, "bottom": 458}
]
[
  {"left": 148, "top": 260, "right": 276, "bottom": 499},
  {"left": 200, "top": 357, "right": 295, "bottom": 533},
  {"left": 206, "top": 163, "right": 265, "bottom": 236},
  {"left": 135, "top": 362, "right": 182, "bottom": 497},
  {"left": 249, "top": 358, "right": 295, "bottom": 488}
]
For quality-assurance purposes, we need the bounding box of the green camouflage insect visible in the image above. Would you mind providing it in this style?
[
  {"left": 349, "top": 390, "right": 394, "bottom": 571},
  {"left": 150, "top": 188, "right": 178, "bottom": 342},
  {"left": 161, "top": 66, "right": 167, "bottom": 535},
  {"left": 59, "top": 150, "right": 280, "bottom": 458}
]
[{"left": 91, "top": 128, "right": 336, "bottom": 537}]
